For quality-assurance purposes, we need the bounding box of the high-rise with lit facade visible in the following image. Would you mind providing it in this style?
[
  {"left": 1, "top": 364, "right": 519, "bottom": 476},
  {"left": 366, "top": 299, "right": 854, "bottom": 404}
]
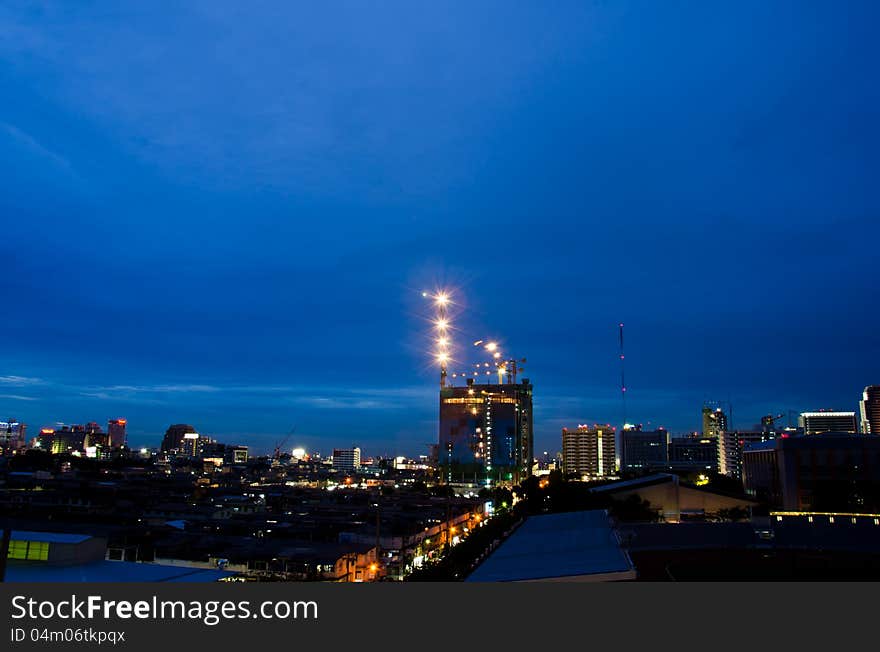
[
  {"left": 107, "top": 419, "right": 127, "bottom": 448},
  {"left": 860, "top": 386, "right": 880, "bottom": 434},
  {"left": 799, "top": 411, "right": 857, "bottom": 435},
  {"left": 717, "top": 430, "right": 772, "bottom": 479},
  {"left": 0, "top": 419, "right": 26, "bottom": 454},
  {"left": 332, "top": 447, "right": 361, "bottom": 471},
  {"left": 439, "top": 377, "right": 533, "bottom": 485},
  {"left": 562, "top": 424, "right": 617, "bottom": 479},
  {"left": 702, "top": 406, "right": 728, "bottom": 437}
]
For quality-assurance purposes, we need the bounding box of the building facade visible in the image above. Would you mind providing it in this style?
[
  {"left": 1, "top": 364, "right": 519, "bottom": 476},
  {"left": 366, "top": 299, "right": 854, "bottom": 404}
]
[
  {"left": 0, "top": 419, "right": 26, "bottom": 454},
  {"left": 562, "top": 425, "right": 617, "bottom": 479},
  {"left": 860, "top": 386, "right": 880, "bottom": 434},
  {"left": 798, "top": 411, "right": 857, "bottom": 435},
  {"left": 668, "top": 435, "right": 718, "bottom": 473},
  {"left": 439, "top": 377, "right": 533, "bottom": 485},
  {"left": 161, "top": 424, "right": 198, "bottom": 455},
  {"left": 107, "top": 418, "right": 127, "bottom": 448},
  {"left": 621, "top": 427, "right": 668, "bottom": 472},
  {"left": 702, "top": 406, "right": 728, "bottom": 437},
  {"left": 742, "top": 433, "right": 880, "bottom": 511},
  {"left": 717, "top": 430, "right": 772, "bottom": 479},
  {"left": 332, "top": 447, "right": 361, "bottom": 471}
]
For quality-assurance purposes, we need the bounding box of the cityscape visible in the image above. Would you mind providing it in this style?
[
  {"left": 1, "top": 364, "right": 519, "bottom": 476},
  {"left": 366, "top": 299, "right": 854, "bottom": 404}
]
[
  {"left": 1, "top": 289, "right": 879, "bottom": 582},
  {"left": 2, "top": 2, "right": 879, "bottom": 588}
]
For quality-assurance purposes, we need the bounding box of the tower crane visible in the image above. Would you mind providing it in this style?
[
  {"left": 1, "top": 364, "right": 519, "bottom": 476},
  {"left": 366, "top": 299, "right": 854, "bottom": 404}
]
[{"left": 273, "top": 425, "right": 296, "bottom": 461}]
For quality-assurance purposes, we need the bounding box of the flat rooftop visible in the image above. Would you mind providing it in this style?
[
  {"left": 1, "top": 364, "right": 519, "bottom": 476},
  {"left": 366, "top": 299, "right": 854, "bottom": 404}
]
[
  {"left": 9, "top": 530, "right": 94, "bottom": 544},
  {"left": 466, "top": 510, "right": 635, "bottom": 582},
  {"left": 5, "top": 561, "right": 234, "bottom": 583}
]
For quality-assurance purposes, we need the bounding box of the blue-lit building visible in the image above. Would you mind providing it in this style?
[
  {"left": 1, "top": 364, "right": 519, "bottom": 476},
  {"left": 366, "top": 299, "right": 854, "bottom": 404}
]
[{"left": 438, "top": 377, "right": 533, "bottom": 485}]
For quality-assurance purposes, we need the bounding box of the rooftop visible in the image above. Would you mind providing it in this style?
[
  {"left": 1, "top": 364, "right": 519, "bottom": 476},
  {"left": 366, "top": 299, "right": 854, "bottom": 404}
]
[
  {"left": 466, "top": 510, "right": 635, "bottom": 582},
  {"left": 8, "top": 530, "right": 94, "bottom": 544},
  {"left": 4, "top": 560, "right": 234, "bottom": 583}
]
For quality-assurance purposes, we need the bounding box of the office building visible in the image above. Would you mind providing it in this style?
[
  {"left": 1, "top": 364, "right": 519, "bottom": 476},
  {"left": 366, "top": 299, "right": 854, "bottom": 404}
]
[
  {"left": 799, "top": 411, "right": 857, "bottom": 435},
  {"left": 702, "top": 406, "right": 728, "bottom": 437},
  {"left": 228, "top": 445, "right": 249, "bottom": 464},
  {"left": 562, "top": 424, "right": 617, "bottom": 479},
  {"left": 107, "top": 419, "right": 127, "bottom": 448},
  {"left": 668, "top": 435, "right": 718, "bottom": 473},
  {"left": 743, "top": 433, "right": 880, "bottom": 510},
  {"left": 621, "top": 426, "right": 669, "bottom": 472},
  {"left": 439, "top": 377, "right": 533, "bottom": 485},
  {"left": 860, "top": 386, "right": 880, "bottom": 434},
  {"left": 333, "top": 447, "right": 361, "bottom": 471},
  {"left": 161, "top": 424, "right": 201, "bottom": 456},
  {"left": 35, "top": 426, "right": 86, "bottom": 454},
  {"left": 0, "top": 419, "right": 26, "bottom": 454},
  {"left": 717, "top": 430, "right": 772, "bottom": 479}
]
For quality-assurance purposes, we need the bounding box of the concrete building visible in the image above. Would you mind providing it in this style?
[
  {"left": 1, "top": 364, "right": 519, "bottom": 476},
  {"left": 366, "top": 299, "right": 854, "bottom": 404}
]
[
  {"left": 860, "top": 386, "right": 880, "bottom": 434},
  {"left": 332, "top": 447, "right": 361, "bottom": 471},
  {"left": 621, "top": 427, "right": 668, "bottom": 472},
  {"left": 742, "top": 433, "right": 880, "bottom": 511},
  {"left": 107, "top": 419, "right": 127, "bottom": 448},
  {"left": 799, "top": 411, "right": 857, "bottom": 435},
  {"left": 668, "top": 435, "right": 718, "bottom": 473},
  {"left": 439, "top": 377, "right": 533, "bottom": 485},
  {"left": 590, "top": 473, "right": 758, "bottom": 522},
  {"left": 562, "top": 425, "right": 617, "bottom": 479},
  {"left": 718, "top": 430, "right": 772, "bottom": 479},
  {"left": 702, "top": 406, "right": 728, "bottom": 437},
  {"left": 161, "top": 424, "right": 202, "bottom": 457},
  {"left": 2, "top": 530, "right": 233, "bottom": 582},
  {"left": 0, "top": 419, "right": 26, "bottom": 454}
]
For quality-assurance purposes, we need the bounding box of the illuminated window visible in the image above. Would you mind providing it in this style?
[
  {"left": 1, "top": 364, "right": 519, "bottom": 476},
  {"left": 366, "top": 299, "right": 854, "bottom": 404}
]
[
  {"left": 7, "top": 540, "right": 48, "bottom": 561},
  {"left": 8, "top": 540, "right": 28, "bottom": 560}
]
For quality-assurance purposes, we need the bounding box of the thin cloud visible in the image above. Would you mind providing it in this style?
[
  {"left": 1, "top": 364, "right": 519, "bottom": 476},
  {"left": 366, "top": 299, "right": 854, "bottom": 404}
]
[{"left": 0, "top": 375, "right": 43, "bottom": 387}]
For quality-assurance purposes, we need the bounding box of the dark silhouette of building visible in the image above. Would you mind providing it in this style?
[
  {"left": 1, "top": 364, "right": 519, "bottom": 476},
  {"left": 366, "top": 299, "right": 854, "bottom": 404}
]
[
  {"left": 621, "top": 426, "right": 668, "bottom": 472},
  {"left": 161, "top": 424, "right": 199, "bottom": 456},
  {"left": 742, "top": 433, "right": 880, "bottom": 511},
  {"left": 668, "top": 435, "right": 718, "bottom": 473}
]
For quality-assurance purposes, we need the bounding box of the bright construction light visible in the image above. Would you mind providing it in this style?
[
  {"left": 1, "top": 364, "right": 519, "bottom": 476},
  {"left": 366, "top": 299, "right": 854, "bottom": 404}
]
[
  {"left": 437, "top": 353, "right": 449, "bottom": 363},
  {"left": 493, "top": 352, "right": 501, "bottom": 359},
  {"left": 485, "top": 342, "right": 498, "bottom": 352},
  {"left": 437, "top": 337, "right": 449, "bottom": 347},
  {"left": 435, "top": 319, "right": 449, "bottom": 330},
  {"left": 435, "top": 292, "right": 449, "bottom": 306}
]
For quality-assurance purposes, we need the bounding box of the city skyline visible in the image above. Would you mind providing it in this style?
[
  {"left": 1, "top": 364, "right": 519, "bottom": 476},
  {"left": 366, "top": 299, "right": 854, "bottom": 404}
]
[{"left": 2, "top": 3, "right": 879, "bottom": 455}]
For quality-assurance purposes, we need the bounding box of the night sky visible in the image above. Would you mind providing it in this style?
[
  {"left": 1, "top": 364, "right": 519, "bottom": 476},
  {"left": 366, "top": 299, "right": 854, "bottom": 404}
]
[{"left": 1, "top": 2, "right": 878, "bottom": 456}]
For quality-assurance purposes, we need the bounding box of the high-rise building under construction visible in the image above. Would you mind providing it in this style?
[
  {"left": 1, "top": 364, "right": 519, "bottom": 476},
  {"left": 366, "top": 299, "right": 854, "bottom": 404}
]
[{"left": 438, "top": 377, "right": 533, "bottom": 485}]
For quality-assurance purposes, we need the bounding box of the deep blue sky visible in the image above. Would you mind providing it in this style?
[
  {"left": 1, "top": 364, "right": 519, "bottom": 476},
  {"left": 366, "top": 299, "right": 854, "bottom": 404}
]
[{"left": 1, "top": 2, "right": 878, "bottom": 456}]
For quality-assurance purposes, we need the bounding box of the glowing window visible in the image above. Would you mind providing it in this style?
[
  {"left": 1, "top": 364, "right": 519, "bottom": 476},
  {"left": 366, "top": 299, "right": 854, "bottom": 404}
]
[{"left": 7, "top": 540, "right": 48, "bottom": 561}]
